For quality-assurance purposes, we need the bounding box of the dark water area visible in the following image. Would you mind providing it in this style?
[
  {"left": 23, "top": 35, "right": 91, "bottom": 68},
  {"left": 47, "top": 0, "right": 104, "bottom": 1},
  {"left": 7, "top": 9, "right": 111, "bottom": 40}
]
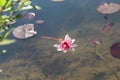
[{"left": 0, "top": 0, "right": 120, "bottom": 80}]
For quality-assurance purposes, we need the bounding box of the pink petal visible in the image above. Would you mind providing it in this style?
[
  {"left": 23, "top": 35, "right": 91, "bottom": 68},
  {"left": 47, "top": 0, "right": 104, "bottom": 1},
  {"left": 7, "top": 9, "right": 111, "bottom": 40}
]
[
  {"left": 54, "top": 44, "right": 60, "bottom": 47},
  {"left": 57, "top": 48, "right": 62, "bottom": 51},
  {"left": 72, "top": 39, "right": 75, "bottom": 44},
  {"left": 63, "top": 50, "right": 67, "bottom": 53},
  {"left": 71, "top": 44, "right": 77, "bottom": 47},
  {"left": 71, "top": 48, "right": 75, "bottom": 51},
  {"left": 65, "top": 34, "right": 71, "bottom": 41}
]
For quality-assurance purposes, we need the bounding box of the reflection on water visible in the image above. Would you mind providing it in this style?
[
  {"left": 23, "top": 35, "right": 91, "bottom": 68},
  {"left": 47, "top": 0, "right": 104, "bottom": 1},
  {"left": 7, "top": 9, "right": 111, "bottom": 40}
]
[{"left": 0, "top": 0, "right": 120, "bottom": 80}]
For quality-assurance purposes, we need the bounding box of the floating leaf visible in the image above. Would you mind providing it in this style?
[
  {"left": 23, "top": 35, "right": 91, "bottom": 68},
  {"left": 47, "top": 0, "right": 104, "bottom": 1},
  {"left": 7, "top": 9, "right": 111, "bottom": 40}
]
[{"left": 0, "top": 39, "right": 15, "bottom": 45}]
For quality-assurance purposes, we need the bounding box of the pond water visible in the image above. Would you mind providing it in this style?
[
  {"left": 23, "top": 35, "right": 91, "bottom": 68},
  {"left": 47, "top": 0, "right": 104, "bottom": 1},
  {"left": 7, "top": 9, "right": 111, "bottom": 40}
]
[{"left": 0, "top": 0, "right": 120, "bottom": 80}]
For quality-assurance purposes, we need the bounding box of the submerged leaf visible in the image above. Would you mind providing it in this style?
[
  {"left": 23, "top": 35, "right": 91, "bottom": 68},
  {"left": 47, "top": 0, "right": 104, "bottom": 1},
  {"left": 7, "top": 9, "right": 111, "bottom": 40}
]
[
  {"left": 13, "top": 13, "right": 23, "bottom": 19},
  {"left": 0, "top": 39, "right": 15, "bottom": 45}
]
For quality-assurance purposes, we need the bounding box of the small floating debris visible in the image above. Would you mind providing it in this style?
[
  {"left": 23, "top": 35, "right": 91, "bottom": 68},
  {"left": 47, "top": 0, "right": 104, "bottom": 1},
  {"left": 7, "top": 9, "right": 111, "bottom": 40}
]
[
  {"left": 23, "top": 12, "right": 35, "bottom": 20},
  {"left": 36, "top": 20, "right": 44, "bottom": 24},
  {"left": 12, "top": 24, "right": 37, "bottom": 39},
  {"left": 89, "top": 39, "right": 101, "bottom": 46},
  {"left": 1, "top": 50, "right": 7, "bottom": 53},
  {"left": 97, "top": 2, "right": 120, "bottom": 14},
  {"left": 51, "top": 0, "right": 64, "bottom": 2},
  {"left": 110, "top": 42, "right": 120, "bottom": 59}
]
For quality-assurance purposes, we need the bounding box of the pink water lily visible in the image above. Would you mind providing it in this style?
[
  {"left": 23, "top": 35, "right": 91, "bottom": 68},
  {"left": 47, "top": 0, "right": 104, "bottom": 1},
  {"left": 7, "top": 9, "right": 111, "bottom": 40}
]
[{"left": 54, "top": 34, "right": 77, "bottom": 53}]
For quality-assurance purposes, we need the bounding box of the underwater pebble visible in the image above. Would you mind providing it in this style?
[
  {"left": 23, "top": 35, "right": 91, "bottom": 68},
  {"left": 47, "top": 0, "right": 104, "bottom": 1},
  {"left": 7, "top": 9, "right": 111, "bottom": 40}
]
[{"left": 0, "top": 69, "right": 3, "bottom": 72}]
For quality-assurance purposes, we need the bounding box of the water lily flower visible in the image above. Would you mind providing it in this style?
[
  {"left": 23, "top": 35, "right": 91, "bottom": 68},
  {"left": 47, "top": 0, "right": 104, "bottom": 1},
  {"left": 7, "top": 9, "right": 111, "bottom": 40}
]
[{"left": 54, "top": 34, "right": 77, "bottom": 53}]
